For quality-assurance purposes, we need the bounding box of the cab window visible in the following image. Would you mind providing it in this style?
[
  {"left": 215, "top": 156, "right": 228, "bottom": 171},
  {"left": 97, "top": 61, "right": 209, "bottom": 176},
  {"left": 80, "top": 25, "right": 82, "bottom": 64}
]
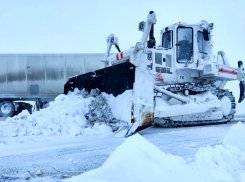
[
  {"left": 162, "top": 31, "right": 173, "bottom": 49},
  {"left": 177, "top": 27, "right": 193, "bottom": 63},
  {"left": 197, "top": 31, "right": 208, "bottom": 54}
]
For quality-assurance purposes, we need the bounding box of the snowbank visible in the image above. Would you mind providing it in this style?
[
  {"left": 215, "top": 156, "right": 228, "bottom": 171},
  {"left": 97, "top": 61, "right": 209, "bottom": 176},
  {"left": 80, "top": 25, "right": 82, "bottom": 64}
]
[
  {"left": 0, "top": 89, "right": 132, "bottom": 137},
  {"left": 64, "top": 122, "right": 245, "bottom": 182},
  {"left": 64, "top": 134, "right": 202, "bottom": 182}
]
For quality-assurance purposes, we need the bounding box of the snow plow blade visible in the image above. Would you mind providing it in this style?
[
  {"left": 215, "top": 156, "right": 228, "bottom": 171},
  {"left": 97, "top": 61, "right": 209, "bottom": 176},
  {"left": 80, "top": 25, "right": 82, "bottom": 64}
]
[{"left": 64, "top": 62, "right": 154, "bottom": 135}]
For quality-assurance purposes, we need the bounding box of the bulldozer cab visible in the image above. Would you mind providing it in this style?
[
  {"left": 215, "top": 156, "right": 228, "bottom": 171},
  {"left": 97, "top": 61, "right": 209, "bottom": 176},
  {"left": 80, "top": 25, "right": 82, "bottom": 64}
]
[{"left": 160, "top": 21, "right": 213, "bottom": 70}]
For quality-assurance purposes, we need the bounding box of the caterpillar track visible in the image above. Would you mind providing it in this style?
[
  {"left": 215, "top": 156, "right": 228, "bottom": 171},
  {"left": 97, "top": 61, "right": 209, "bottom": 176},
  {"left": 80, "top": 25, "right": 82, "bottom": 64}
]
[{"left": 154, "top": 84, "right": 236, "bottom": 127}]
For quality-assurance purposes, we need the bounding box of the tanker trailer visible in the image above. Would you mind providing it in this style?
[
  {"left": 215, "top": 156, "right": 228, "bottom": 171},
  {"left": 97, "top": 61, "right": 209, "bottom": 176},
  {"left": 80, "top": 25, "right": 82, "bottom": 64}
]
[{"left": 0, "top": 53, "right": 104, "bottom": 117}]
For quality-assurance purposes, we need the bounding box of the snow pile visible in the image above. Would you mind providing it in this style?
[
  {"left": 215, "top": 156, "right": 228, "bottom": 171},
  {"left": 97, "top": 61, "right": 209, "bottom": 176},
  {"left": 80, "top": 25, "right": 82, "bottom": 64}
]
[
  {"left": 0, "top": 88, "right": 131, "bottom": 137},
  {"left": 64, "top": 134, "right": 202, "bottom": 182},
  {"left": 191, "top": 145, "right": 245, "bottom": 181},
  {"left": 190, "top": 122, "right": 245, "bottom": 181},
  {"left": 64, "top": 122, "right": 245, "bottom": 182}
]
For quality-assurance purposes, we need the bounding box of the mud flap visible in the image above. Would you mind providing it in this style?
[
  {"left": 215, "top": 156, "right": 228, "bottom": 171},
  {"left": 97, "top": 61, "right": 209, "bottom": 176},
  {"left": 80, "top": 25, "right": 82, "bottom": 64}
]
[
  {"left": 126, "top": 67, "right": 154, "bottom": 136},
  {"left": 239, "top": 81, "right": 245, "bottom": 103}
]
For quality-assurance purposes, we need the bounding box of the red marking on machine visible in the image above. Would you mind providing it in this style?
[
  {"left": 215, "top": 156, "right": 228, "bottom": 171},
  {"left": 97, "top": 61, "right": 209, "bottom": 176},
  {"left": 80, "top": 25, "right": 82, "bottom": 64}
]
[
  {"left": 120, "top": 52, "right": 124, "bottom": 59},
  {"left": 156, "top": 73, "right": 164, "bottom": 82},
  {"left": 116, "top": 52, "right": 124, "bottom": 60},
  {"left": 147, "top": 51, "right": 152, "bottom": 61},
  {"left": 219, "top": 68, "right": 237, "bottom": 75}
]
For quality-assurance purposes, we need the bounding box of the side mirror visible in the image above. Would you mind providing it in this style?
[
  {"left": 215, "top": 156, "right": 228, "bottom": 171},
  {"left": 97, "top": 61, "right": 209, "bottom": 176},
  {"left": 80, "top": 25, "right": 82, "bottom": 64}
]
[
  {"left": 138, "top": 21, "right": 145, "bottom": 32},
  {"left": 203, "top": 29, "right": 210, "bottom": 41}
]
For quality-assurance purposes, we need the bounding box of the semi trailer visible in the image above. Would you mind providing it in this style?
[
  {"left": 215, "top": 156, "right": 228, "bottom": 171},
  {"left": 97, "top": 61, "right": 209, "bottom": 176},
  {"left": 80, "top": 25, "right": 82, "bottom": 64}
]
[{"left": 0, "top": 54, "right": 104, "bottom": 117}]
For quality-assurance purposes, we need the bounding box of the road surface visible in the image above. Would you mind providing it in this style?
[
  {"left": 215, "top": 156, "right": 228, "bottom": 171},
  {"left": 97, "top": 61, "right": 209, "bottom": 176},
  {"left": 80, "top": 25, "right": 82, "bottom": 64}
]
[{"left": 0, "top": 119, "right": 241, "bottom": 182}]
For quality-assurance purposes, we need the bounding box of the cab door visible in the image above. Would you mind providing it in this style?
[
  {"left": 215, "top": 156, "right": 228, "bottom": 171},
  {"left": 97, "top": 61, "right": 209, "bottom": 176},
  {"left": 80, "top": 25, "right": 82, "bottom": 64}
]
[
  {"left": 177, "top": 27, "right": 193, "bottom": 64},
  {"left": 153, "top": 30, "right": 174, "bottom": 85}
]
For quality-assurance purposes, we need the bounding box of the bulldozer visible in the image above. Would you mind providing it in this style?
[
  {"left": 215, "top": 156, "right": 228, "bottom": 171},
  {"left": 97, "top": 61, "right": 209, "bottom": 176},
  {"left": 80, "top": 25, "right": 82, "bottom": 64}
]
[{"left": 64, "top": 11, "right": 245, "bottom": 136}]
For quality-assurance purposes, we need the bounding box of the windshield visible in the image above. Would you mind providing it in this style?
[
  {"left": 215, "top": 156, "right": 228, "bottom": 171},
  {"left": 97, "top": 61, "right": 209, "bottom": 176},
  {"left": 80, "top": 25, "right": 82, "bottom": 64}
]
[
  {"left": 197, "top": 31, "right": 208, "bottom": 53},
  {"left": 177, "top": 27, "right": 193, "bottom": 63},
  {"left": 162, "top": 31, "right": 172, "bottom": 49}
]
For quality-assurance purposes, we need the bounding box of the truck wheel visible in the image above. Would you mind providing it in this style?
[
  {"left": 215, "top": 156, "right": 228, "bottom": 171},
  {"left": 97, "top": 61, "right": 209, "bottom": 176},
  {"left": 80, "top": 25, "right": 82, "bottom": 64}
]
[{"left": 0, "top": 101, "right": 15, "bottom": 117}]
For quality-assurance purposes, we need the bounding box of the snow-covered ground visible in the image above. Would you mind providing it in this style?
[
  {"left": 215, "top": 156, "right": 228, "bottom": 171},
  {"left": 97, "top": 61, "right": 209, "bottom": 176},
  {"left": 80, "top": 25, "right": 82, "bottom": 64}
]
[
  {"left": 0, "top": 122, "right": 244, "bottom": 182},
  {"left": 64, "top": 122, "right": 245, "bottom": 182},
  {"left": 1, "top": 89, "right": 245, "bottom": 182},
  {"left": 234, "top": 110, "right": 245, "bottom": 122}
]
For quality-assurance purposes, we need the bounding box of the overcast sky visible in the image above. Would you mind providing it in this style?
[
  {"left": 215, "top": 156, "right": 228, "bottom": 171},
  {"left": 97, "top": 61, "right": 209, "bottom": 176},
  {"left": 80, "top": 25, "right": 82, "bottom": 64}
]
[
  {"left": 0, "top": 0, "right": 244, "bottom": 108},
  {"left": 0, "top": 0, "right": 244, "bottom": 57}
]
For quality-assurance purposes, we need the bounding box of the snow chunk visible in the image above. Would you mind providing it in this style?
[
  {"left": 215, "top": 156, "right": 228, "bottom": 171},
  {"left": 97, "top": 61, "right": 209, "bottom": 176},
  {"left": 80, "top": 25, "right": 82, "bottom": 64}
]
[
  {"left": 223, "top": 122, "right": 245, "bottom": 151},
  {"left": 102, "top": 90, "right": 132, "bottom": 125},
  {"left": 191, "top": 145, "right": 243, "bottom": 181},
  {"left": 85, "top": 123, "right": 113, "bottom": 136},
  {"left": 190, "top": 122, "right": 245, "bottom": 181}
]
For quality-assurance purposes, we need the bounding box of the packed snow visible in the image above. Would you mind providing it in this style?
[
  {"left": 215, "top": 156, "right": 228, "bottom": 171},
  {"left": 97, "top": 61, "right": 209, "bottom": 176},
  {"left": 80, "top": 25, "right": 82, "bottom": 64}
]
[
  {"left": 0, "top": 88, "right": 132, "bottom": 138},
  {"left": 102, "top": 90, "right": 132, "bottom": 125},
  {"left": 155, "top": 91, "right": 222, "bottom": 117},
  {"left": 65, "top": 122, "right": 245, "bottom": 182}
]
